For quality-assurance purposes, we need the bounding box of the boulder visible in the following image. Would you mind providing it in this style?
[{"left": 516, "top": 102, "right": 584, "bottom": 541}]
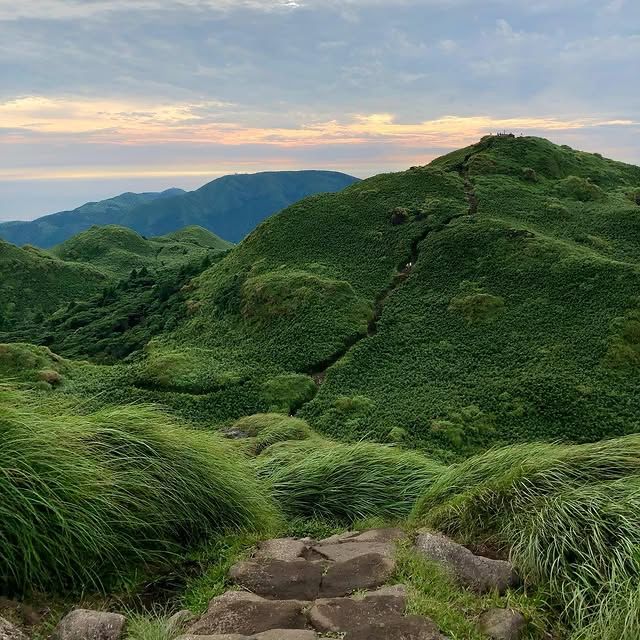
[
  {"left": 229, "top": 559, "right": 322, "bottom": 600},
  {"left": 254, "top": 538, "right": 308, "bottom": 562},
  {"left": 320, "top": 553, "right": 396, "bottom": 598},
  {"left": 54, "top": 610, "right": 126, "bottom": 640},
  {"left": 186, "top": 592, "right": 307, "bottom": 636},
  {"left": 344, "top": 615, "right": 444, "bottom": 640},
  {"left": 167, "top": 610, "right": 195, "bottom": 635},
  {"left": 309, "top": 585, "right": 407, "bottom": 633},
  {"left": 478, "top": 608, "right": 526, "bottom": 640},
  {"left": 0, "top": 616, "right": 27, "bottom": 640},
  {"left": 415, "top": 531, "right": 518, "bottom": 594}
]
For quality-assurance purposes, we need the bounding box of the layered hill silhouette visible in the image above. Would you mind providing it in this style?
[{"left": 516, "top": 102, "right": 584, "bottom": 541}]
[
  {"left": 0, "top": 225, "right": 230, "bottom": 330},
  {"left": 86, "top": 135, "right": 638, "bottom": 457},
  {"left": 0, "top": 189, "right": 185, "bottom": 248},
  {"left": 0, "top": 171, "right": 359, "bottom": 248}
]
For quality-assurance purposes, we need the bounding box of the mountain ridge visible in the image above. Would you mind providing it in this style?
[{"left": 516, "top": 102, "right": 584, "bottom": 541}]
[{"left": 0, "top": 170, "right": 359, "bottom": 248}]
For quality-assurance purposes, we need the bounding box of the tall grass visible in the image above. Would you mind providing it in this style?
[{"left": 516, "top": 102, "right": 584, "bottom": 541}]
[
  {"left": 0, "top": 388, "right": 279, "bottom": 594},
  {"left": 412, "top": 436, "right": 640, "bottom": 640},
  {"left": 257, "top": 439, "right": 445, "bottom": 522}
]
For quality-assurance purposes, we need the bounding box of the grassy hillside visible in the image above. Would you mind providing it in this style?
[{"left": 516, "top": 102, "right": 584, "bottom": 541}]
[
  {"left": 0, "top": 171, "right": 358, "bottom": 248},
  {"left": 51, "top": 224, "right": 232, "bottom": 277},
  {"left": 108, "top": 135, "right": 640, "bottom": 457},
  {"left": 0, "top": 225, "right": 231, "bottom": 333},
  {"left": 0, "top": 239, "right": 108, "bottom": 330},
  {"left": 0, "top": 189, "right": 184, "bottom": 248}
]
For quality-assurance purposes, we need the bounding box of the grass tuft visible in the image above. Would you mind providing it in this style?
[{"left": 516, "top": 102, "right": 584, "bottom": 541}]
[
  {"left": 257, "top": 439, "right": 445, "bottom": 522},
  {"left": 412, "top": 436, "right": 640, "bottom": 640},
  {"left": 0, "top": 388, "right": 279, "bottom": 595}
]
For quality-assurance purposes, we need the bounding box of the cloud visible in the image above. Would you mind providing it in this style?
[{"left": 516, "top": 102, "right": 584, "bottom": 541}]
[{"left": 2, "top": 95, "right": 636, "bottom": 152}]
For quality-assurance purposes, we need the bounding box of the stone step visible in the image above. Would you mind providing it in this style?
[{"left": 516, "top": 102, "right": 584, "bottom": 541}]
[{"left": 185, "top": 592, "right": 308, "bottom": 636}]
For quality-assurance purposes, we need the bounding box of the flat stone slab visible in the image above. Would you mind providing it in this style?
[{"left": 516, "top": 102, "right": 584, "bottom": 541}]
[
  {"left": 178, "top": 632, "right": 317, "bottom": 640},
  {"left": 186, "top": 592, "right": 307, "bottom": 636},
  {"left": 313, "top": 541, "right": 394, "bottom": 562},
  {"left": 344, "top": 615, "right": 445, "bottom": 640},
  {"left": 309, "top": 585, "right": 407, "bottom": 633},
  {"left": 229, "top": 559, "right": 323, "bottom": 600},
  {"left": 0, "top": 616, "right": 27, "bottom": 640},
  {"left": 478, "top": 608, "right": 526, "bottom": 640},
  {"left": 54, "top": 610, "right": 126, "bottom": 640},
  {"left": 320, "top": 553, "right": 396, "bottom": 598},
  {"left": 254, "top": 538, "right": 308, "bottom": 562},
  {"left": 415, "top": 531, "right": 519, "bottom": 595},
  {"left": 318, "top": 531, "right": 360, "bottom": 545},
  {"left": 349, "top": 528, "right": 407, "bottom": 544}
]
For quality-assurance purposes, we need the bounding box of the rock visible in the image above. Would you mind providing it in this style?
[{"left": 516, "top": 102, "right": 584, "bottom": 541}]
[
  {"left": 177, "top": 636, "right": 246, "bottom": 640},
  {"left": 0, "top": 616, "right": 27, "bottom": 640},
  {"left": 318, "top": 531, "right": 360, "bottom": 545},
  {"left": 478, "top": 608, "right": 526, "bottom": 640},
  {"left": 167, "top": 610, "right": 195, "bottom": 635},
  {"left": 254, "top": 538, "right": 308, "bottom": 562},
  {"left": 415, "top": 531, "right": 519, "bottom": 594},
  {"left": 229, "top": 559, "right": 322, "bottom": 600},
  {"left": 313, "top": 541, "right": 394, "bottom": 562},
  {"left": 349, "top": 528, "right": 407, "bottom": 544},
  {"left": 220, "top": 427, "right": 251, "bottom": 439},
  {"left": 309, "top": 585, "right": 407, "bottom": 633},
  {"left": 344, "top": 615, "right": 444, "bottom": 639},
  {"left": 178, "top": 632, "right": 317, "bottom": 640},
  {"left": 320, "top": 553, "right": 396, "bottom": 597},
  {"left": 253, "top": 632, "right": 318, "bottom": 640},
  {"left": 54, "top": 610, "right": 126, "bottom": 640},
  {"left": 186, "top": 592, "right": 307, "bottom": 636}
]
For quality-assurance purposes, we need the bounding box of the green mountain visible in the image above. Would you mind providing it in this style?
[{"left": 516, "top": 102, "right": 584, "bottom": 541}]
[
  {"left": 0, "top": 225, "right": 230, "bottom": 331},
  {"left": 95, "top": 135, "right": 639, "bottom": 457},
  {"left": 0, "top": 189, "right": 184, "bottom": 248},
  {"left": 4, "top": 137, "right": 640, "bottom": 640},
  {"left": 51, "top": 224, "right": 232, "bottom": 278},
  {"left": 0, "top": 171, "right": 359, "bottom": 248}
]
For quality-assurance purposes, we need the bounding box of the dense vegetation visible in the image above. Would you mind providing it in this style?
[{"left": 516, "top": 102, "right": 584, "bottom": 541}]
[
  {"left": 0, "top": 171, "right": 358, "bottom": 247},
  {"left": 75, "top": 135, "right": 640, "bottom": 460},
  {"left": 1, "top": 136, "right": 640, "bottom": 640},
  {"left": 0, "top": 388, "right": 277, "bottom": 594},
  {"left": 413, "top": 436, "right": 640, "bottom": 640},
  {"left": 0, "top": 225, "right": 229, "bottom": 334}
]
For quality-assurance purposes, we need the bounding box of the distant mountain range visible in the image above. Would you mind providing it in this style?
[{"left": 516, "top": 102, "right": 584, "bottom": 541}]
[{"left": 0, "top": 171, "right": 359, "bottom": 248}]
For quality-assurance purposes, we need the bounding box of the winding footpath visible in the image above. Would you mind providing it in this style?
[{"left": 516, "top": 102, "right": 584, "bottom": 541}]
[{"left": 27, "top": 528, "right": 530, "bottom": 640}]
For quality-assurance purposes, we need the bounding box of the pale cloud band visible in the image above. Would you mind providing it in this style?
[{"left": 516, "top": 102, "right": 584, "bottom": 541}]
[{"left": 0, "top": 0, "right": 637, "bottom": 218}]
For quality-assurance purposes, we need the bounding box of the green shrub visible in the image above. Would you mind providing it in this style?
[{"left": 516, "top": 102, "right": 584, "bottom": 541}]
[
  {"left": 0, "top": 343, "right": 69, "bottom": 386},
  {"left": 261, "top": 374, "right": 316, "bottom": 413},
  {"left": 554, "top": 175, "right": 604, "bottom": 201},
  {"left": 230, "top": 413, "right": 314, "bottom": 454},
  {"left": 0, "top": 389, "right": 279, "bottom": 594},
  {"left": 521, "top": 167, "right": 538, "bottom": 182},
  {"left": 387, "top": 426, "right": 408, "bottom": 443},
  {"left": 257, "top": 440, "right": 445, "bottom": 522},
  {"left": 626, "top": 188, "right": 640, "bottom": 205},
  {"left": 390, "top": 207, "right": 410, "bottom": 225},
  {"left": 448, "top": 292, "right": 505, "bottom": 323},
  {"left": 412, "top": 436, "right": 640, "bottom": 640}
]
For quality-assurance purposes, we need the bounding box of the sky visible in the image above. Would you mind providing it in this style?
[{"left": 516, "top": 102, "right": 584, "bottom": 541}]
[{"left": 0, "top": 0, "right": 638, "bottom": 221}]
